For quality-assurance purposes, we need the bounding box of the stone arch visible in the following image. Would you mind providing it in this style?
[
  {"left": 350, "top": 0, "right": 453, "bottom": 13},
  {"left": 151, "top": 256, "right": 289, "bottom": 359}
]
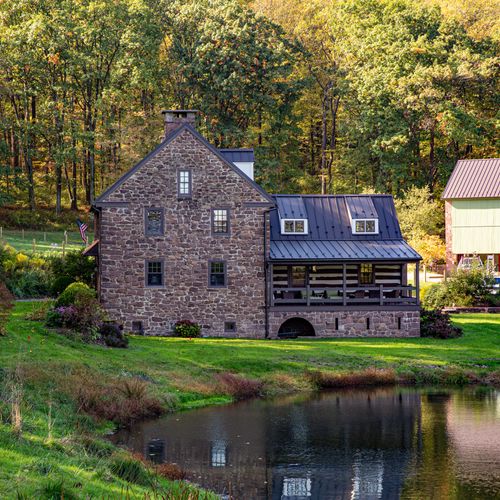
[{"left": 278, "top": 317, "right": 315, "bottom": 338}]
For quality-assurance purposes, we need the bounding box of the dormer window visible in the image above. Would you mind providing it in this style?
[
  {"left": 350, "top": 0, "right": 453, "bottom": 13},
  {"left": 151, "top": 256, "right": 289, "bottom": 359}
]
[
  {"left": 281, "top": 219, "right": 308, "bottom": 235},
  {"left": 353, "top": 219, "right": 378, "bottom": 234}
]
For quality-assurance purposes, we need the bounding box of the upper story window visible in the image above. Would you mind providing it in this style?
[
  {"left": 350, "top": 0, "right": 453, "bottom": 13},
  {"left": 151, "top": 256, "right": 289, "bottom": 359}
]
[
  {"left": 145, "top": 208, "right": 164, "bottom": 236},
  {"left": 209, "top": 260, "right": 227, "bottom": 287},
  {"left": 177, "top": 170, "right": 192, "bottom": 197},
  {"left": 146, "top": 260, "right": 164, "bottom": 287},
  {"left": 281, "top": 219, "right": 308, "bottom": 235},
  {"left": 212, "top": 208, "right": 229, "bottom": 235},
  {"left": 352, "top": 219, "right": 378, "bottom": 234}
]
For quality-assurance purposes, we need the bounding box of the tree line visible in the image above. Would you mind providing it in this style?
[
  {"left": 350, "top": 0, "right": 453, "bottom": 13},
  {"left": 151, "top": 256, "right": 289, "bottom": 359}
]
[{"left": 0, "top": 0, "right": 498, "bottom": 212}]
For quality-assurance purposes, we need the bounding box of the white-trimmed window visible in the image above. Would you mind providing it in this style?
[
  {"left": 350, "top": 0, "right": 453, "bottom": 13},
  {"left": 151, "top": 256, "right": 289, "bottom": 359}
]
[
  {"left": 280, "top": 219, "right": 308, "bottom": 234},
  {"left": 177, "top": 170, "right": 192, "bottom": 197},
  {"left": 352, "top": 219, "right": 378, "bottom": 234}
]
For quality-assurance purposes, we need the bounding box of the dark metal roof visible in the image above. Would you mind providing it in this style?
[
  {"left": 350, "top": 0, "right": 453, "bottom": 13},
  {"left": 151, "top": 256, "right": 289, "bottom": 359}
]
[
  {"left": 442, "top": 158, "right": 500, "bottom": 199},
  {"left": 276, "top": 195, "right": 307, "bottom": 219},
  {"left": 345, "top": 195, "right": 378, "bottom": 219},
  {"left": 270, "top": 239, "right": 421, "bottom": 261},
  {"left": 219, "top": 149, "right": 254, "bottom": 163},
  {"left": 270, "top": 195, "right": 420, "bottom": 261}
]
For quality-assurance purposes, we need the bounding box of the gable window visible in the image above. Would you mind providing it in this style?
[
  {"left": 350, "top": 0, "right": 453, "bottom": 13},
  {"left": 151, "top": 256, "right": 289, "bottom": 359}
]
[
  {"left": 145, "top": 208, "right": 163, "bottom": 236},
  {"left": 359, "top": 263, "right": 373, "bottom": 284},
  {"left": 352, "top": 219, "right": 378, "bottom": 234},
  {"left": 177, "top": 170, "right": 191, "bottom": 197},
  {"left": 212, "top": 209, "right": 229, "bottom": 235},
  {"left": 146, "top": 260, "right": 164, "bottom": 287},
  {"left": 209, "top": 261, "right": 227, "bottom": 287},
  {"left": 281, "top": 219, "right": 308, "bottom": 234}
]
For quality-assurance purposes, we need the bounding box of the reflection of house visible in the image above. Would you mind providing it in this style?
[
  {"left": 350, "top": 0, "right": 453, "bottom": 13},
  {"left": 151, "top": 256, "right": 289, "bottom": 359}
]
[
  {"left": 112, "top": 389, "right": 421, "bottom": 499},
  {"left": 443, "top": 158, "right": 500, "bottom": 273}
]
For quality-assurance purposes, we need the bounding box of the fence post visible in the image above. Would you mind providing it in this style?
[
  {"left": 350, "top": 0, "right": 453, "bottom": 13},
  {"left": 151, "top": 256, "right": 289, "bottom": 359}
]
[
  {"left": 43, "top": 232, "right": 47, "bottom": 242},
  {"left": 64, "top": 230, "right": 68, "bottom": 244},
  {"left": 32, "top": 239, "right": 36, "bottom": 253},
  {"left": 62, "top": 240, "right": 66, "bottom": 257}
]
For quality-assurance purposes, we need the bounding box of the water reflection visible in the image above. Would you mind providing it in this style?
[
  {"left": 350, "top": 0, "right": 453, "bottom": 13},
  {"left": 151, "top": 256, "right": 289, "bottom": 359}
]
[{"left": 112, "top": 388, "right": 500, "bottom": 499}]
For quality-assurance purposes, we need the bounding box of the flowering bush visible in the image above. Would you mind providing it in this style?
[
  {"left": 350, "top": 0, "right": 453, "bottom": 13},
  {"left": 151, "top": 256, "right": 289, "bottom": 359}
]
[{"left": 173, "top": 320, "right": 201, "bottom": 338}]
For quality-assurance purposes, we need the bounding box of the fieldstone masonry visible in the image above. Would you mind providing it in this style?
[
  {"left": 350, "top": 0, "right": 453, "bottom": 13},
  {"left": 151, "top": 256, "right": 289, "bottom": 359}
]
[
  {"left": 269, "top": 310, "right": 420, "bottom": 338},
  {"left": 98, "top": 128, "right": 270, "bottom": 337}
]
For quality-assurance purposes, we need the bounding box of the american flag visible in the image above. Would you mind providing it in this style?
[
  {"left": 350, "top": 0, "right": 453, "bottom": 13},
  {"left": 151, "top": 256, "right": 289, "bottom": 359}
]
[{"left": 76, "top": 219, "right": 88, "bottom": 244}]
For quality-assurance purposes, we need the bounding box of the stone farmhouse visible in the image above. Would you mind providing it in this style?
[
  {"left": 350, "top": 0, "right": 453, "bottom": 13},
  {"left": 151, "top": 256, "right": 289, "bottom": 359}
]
[
  {"left": 442, "top": 158, "right": 500, "bottom": 274},
  {"left": 85, "top": 110, "right": 421, "bottom": 338}
]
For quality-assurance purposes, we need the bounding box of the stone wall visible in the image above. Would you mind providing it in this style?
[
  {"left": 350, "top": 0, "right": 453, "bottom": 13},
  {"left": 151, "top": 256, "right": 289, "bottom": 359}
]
[
  {"left": 98, "top": 128, "right": 270, "bottom": 337},
  {"left": 269, "top": 309, "right": 420, "bottom": 338}
]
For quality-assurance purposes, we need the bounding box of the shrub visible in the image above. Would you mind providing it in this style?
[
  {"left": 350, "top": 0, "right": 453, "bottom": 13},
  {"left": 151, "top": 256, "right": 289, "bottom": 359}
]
[
  {"left": 307, "top": 368, "right": 396, "bottom": 389},
  {"left": 109, "top": 452, "right": 151, "bottom": 485},
  {"left": 48, "top": 250, "right": 96, "bottom": 294},
  {"left": 216, "top": 372, "right": 263, "bottom": 400},
  {"left": 420, "top": 309, "right": 462, "bottom": 339},
  {"left": 24, "top": 301, "right": 51, "bottom": 321},
  {"left": 99, "top": 322, "right": 128, "bottom": 348},
  {"left": 156, "top": 463, "right": 186, "bottom": 481},
  {"left": 174, "top": 319, "right": 201, "bottom": 338},
  {"left": 54, "top": 282, "right": 95, "bottom": 307},
  {"left": 421, "top": 267, "right": 495, "bottom": 309}
]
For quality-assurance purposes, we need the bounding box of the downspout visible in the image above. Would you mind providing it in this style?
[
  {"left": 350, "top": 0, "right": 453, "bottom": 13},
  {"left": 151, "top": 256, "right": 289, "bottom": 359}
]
[{"left": 263, "top": 209, "right": 270, "bottom": 339}]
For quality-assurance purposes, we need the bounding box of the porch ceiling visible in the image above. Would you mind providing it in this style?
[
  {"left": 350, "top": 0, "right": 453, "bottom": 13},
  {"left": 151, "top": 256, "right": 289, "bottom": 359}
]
[{"left": 269, "top": 239, "right": 421, "bottom": 261}]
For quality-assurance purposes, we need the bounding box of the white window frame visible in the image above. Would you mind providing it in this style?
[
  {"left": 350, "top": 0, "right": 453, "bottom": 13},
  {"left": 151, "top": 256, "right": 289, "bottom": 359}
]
[
  {"left": 352, "top": 218, "right": 379, "bottom": 234},
  {"left": 280, "top": 218, "right": 308, "bottom": 235}
]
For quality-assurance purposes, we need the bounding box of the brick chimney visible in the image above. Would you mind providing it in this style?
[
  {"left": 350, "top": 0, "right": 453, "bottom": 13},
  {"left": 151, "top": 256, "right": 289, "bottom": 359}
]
[{"left": 162, "top": 109, "right": 198, "bottom": 137}]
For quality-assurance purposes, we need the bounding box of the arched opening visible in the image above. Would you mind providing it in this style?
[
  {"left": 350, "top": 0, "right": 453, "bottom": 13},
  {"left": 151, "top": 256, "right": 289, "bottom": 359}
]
[{"left": 278, "top": 317, "right": 315, "bottom": 338}]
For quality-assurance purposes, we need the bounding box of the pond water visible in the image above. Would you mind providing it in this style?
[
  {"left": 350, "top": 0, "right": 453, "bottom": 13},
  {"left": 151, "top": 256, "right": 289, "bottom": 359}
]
[{"left": 113, "top": 387, "right": 500, "bottom": 499}]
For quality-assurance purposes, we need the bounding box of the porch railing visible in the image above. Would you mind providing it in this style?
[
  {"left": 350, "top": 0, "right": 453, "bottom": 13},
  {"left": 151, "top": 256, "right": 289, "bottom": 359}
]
[{"left": 271, "top": 285, "right": 418, "bottom": 307}]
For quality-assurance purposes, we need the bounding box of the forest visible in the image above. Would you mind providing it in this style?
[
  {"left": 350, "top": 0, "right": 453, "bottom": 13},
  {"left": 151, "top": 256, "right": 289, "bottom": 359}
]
[{"left": 0, "top": 0, "right": 498, "bottom": 214}]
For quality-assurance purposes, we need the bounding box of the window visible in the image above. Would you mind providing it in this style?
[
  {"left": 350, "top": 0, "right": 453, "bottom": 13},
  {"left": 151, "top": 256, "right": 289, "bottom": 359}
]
[
  {"left": 224, "top": 321, "right": 236, "bottom": 333},
  {"left": 132, "top": 321, "right": 144, "bottom": 334},
  {"left": 282, "top": 477, "right": 312, "bottom": 498},
  {"left": 352, "top": 219, "right": 378, "bottom": 234},
  {"left": 209, "top": 261, "right": 227, "bottom": 287},
  {"left": 359, "top": 263, "right": 373, "bottom": 284},
  {"left": 211, "top": 441, "right": 227, "bottom": 467},
  {"left": 212, "top": 209, "right": 229, "bottom": 235},
  {"left": 145, "top": 208, "right": 163, "bottom": 235},
  {"left": 146, "top": 260, "right": 163, "bottom": 286},
  {"left": 281, "top": 219, "right": 308, "bottom": 234},
  {"left": 291, "top": 266, "right": 306, "bottom": 287},
  {"left": 177, "top": 170, "right": 191, "bottom": 197}
]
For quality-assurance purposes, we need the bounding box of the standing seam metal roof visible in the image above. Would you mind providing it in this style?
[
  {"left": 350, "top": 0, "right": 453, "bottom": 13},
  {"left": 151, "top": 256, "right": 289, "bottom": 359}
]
[
  {"left": 218, "top": 149, "right": 254, "bottom": 163},
  {"left": 442, "top": 158, "right": 500, "bottom": 199},
  {"left": 270, "top": 195, "right": 420, "bottom": 261}
]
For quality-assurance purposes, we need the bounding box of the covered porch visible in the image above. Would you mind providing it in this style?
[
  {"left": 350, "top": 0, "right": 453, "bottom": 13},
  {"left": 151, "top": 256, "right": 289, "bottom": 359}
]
[{"left": 269, "top": 262, "right": 420, "bottom": 308}]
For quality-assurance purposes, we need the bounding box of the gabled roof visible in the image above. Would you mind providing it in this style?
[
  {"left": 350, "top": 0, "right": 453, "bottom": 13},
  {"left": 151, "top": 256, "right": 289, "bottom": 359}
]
[
  {"left": 442, "top": 158, "right": 500, "bottom": 199},
  {"left": 219, "top": 149, "right": 254, "bottom": 163},
  {"left": 270, "top": 195, "right": 420, "bottom": 261},
  {"left": 94, "top": 124, "right": 273, "bottom": 204}
]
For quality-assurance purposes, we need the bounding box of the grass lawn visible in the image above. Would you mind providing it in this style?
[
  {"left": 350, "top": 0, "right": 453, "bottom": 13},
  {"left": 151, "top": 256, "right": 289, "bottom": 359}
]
[
  {"left": 0, "top": 302, "right": 499, "bottom": 498},
  {"left": 0, "top": 229, "right": 91, "bottom": 254}
]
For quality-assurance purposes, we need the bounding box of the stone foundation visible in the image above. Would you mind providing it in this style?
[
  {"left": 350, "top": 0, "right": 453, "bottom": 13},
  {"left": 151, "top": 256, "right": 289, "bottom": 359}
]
[{"left": 269, "top": 309, "right": 420, "bottom": 338}]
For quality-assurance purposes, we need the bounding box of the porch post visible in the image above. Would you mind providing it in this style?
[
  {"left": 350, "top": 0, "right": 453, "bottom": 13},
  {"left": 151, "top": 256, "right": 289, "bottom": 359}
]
[
  {"left": 342, "top": 263, "right": 347, "bottom": 306},
  {"left": 269, "top": 264, "right": 274, "bottom": 307},
  {"left": 415, "top": 261, "right": 420, "bottom": 305}
]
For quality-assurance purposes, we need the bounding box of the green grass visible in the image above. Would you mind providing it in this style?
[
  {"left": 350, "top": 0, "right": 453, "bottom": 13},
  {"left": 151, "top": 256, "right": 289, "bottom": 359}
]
[
  {"left": 0, "top": 229, "right": 91, "bottom": 254},
  {"left": 0, "top": 303, "right": 499, "bottom": 498}
]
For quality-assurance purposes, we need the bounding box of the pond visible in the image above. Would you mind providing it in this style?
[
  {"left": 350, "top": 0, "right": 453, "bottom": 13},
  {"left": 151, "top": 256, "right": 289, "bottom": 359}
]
[{"left": 113, "top": 387, "right": 500, "bottom": 499}]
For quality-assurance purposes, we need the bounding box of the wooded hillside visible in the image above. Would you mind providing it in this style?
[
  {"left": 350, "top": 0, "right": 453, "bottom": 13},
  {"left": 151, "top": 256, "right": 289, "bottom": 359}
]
[{"left": 0, "top": 0, "right": 498, "bottom": 213}]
